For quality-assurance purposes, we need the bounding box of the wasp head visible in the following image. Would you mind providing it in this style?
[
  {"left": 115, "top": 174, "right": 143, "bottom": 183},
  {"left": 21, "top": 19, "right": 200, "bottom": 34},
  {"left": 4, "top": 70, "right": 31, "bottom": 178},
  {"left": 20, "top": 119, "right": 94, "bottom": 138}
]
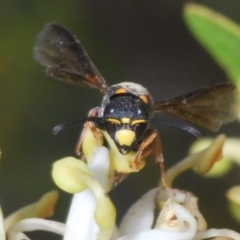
[{"left": 103, "top": 95, "right": 150, "bottom": 154}]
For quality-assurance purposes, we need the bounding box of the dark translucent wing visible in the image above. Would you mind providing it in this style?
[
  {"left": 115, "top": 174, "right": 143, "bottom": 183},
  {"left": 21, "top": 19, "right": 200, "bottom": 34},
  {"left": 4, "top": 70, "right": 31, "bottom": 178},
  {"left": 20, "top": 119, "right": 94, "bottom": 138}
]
[
  {"left": 154, "top": 83, "right": 240, "bottom": 131},
  {"left": 33, "top": 23, "right": 108, "bottom": 93}
]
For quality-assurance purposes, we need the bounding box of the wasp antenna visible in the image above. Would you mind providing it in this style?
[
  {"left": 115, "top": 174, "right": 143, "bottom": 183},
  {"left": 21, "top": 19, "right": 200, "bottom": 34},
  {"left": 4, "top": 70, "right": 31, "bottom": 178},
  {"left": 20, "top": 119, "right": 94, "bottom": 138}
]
[
  {"left": 52, "top": 119, "right": 87, "bottom": 135},
  {"left": 148, "top": 119, "right": 201, "bottom": 138},
  {"left": 52, "top": 117, "right": 103, "bottom": 135},
  {"left": 52, "top": 124, "right": 65, "bottom": 135}
]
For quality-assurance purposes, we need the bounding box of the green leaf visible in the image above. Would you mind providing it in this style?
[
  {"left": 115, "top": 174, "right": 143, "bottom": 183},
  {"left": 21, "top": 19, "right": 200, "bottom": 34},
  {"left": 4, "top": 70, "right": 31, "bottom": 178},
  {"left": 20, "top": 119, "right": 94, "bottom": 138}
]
[{"left": 184, "top": 3, "right": 240, "bottom": 84}]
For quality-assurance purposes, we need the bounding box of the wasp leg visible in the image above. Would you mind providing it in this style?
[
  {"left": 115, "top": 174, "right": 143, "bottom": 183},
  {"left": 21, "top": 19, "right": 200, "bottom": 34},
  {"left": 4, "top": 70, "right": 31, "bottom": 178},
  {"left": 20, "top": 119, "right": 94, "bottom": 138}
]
[
  {"left": 134, "top": 129, "right": 169, "bottom": 189},
  {"left": 75, "top": 107, "right": 102, "bottom": 156},
  {"left": 113, "top": 172, "right": 128, "bottom": 186}
]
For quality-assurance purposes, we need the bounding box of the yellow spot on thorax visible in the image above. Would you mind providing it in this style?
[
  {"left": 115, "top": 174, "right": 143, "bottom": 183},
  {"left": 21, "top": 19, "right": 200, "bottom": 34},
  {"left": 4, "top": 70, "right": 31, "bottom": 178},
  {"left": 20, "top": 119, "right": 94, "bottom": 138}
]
[
  {"left": 140, "top": 95, "right": 148, "bottom": 104},
  {"left": 114, "top": 88, "right": 127, "bottom": 94}
]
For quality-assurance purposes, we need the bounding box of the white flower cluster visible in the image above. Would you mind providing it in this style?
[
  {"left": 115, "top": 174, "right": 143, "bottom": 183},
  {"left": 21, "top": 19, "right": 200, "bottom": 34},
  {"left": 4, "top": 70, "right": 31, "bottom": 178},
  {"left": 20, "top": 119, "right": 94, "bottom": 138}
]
[{"left": 1, "top": 135, "right": 240, "bottom": 240}]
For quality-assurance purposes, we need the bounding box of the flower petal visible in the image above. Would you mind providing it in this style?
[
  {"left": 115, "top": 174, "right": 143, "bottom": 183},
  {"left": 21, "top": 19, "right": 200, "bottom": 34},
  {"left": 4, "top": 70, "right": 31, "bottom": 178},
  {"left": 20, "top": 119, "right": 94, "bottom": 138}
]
[
  {"left": 119, "top": 188, "right": 159, "bottom": 236},
  {"left": 54, "top": 148, "right": 116, "bottom": 240},
  {"left": 226, "top": 186, "right": 240, "bottom": 205},
  {"left": 5, "top": 190, "right": 59, "bottom": 231},
  {"left": 194, "top": 228, "right": 240, "bottom": 239},
  {"left": 52, "top": 147, "right": 114, "bottom": 193},
  {"left": 223, "top": 138, "right": 240, "bottom": 165},
  {"left": 180, "top": 192, "right": 207, "bottom": 231},
  {"left": 117, "top": 199, "right": 197, "bottom": 240},
  {"left": 87, "top": 178, "right": 116, "bottom": 240},
  {"left": 88, "top": 147, "right": 114, "bottom": 192},
  {"left": 156, "top": 188, "right": 207, "bottom": 231},
  {"left": 190, "top": 137, "right": 234, "bottom": 177},
  {"left": 226, "top": 186, "right": 240, "bottom": 223},
  {"left": 64, "top": 190, "right": 99, "bottom": 240},
  {"left": 8, "top": 232, "right": 30, "bottom": 240},
  {"left": 52, "top": 157, "right": 92, "bottom": 193},
  {"left": 166, "top": 134, "right": 225, "bottom": 186},
  {"left": 7, "top": 218, "right": 65, "bottom": 239},
  {"left": 0, "top": 206, "right": 5, "bottom": 240},
  {"left": 156, "top": 199, "right": 197, "bottom": 232},
  {"left": 59, "top": 182, "right": 114, "bottom": 240}
]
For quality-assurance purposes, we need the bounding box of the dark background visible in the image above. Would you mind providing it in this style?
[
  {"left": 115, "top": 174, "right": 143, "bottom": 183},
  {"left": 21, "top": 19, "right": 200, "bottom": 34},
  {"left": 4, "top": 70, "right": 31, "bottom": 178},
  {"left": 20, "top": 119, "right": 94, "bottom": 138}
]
[{"left": 0, "top": 0, "right": 240, "bottom": 239}]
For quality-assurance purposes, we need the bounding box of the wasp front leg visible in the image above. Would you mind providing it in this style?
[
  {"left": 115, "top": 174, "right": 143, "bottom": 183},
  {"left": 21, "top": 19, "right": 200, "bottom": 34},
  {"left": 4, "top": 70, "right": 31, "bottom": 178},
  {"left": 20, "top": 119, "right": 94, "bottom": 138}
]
[
  {"left": 75, "top": 107, "right": 103, "bottom": 157},
  {"left": 134, "top": 129, "right": 169, "bottom": 188}
]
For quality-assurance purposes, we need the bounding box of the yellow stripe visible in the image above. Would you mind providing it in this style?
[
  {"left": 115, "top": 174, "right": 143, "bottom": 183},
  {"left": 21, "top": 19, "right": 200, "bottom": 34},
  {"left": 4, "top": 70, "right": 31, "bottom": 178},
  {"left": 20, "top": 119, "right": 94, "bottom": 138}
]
[
  {"left": 106, "top": 118, "right": 121, "bottom": 125},
  {"left": 131, "top": 119, "right": 146, "bottom": 125}
]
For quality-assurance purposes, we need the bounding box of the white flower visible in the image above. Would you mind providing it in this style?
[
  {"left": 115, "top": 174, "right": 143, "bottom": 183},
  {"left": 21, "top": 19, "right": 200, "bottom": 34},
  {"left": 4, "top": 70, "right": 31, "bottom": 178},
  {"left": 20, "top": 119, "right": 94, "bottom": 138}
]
[
  {"left": 51, "top": 145, "right": 240, "bottom": 240},
  {"left": 1, "top": 136, "right": 240, "bottom": 239},
  {"left": 1, "top": 191, "right": 63, "bottom": 240},
  {"left": 190, "top": 135, "right": 240, "bottom": 225}
]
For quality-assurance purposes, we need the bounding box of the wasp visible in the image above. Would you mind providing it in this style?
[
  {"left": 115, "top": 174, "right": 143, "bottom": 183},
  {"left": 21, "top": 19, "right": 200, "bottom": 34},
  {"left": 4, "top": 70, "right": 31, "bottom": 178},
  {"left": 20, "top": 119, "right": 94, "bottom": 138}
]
[{"left": 33, "top": 23, "right": 240, "bottom": 186}]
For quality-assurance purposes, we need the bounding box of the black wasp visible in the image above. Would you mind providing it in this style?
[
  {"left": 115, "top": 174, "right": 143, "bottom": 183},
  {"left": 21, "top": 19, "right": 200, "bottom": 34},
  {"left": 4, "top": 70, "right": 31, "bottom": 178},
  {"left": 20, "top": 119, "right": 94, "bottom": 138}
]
[{"left": 33, "top": 23, "right": 240, "bottom": 185}]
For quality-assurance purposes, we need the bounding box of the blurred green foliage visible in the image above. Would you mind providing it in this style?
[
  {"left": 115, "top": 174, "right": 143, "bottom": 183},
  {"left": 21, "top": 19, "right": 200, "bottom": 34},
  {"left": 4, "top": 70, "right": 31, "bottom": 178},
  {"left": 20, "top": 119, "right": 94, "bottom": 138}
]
[{"left": 184, "top": 3, "right": 240, "bottom": 84}]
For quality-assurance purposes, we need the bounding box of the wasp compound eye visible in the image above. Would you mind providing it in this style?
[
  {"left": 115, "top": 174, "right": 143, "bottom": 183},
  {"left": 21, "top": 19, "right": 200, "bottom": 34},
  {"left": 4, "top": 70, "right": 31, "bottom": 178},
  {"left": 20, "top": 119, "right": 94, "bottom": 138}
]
[
  {"left": 133, "top": 122, "right": 148, "bottom": 141},
  {"left": 104, "top": 120, "right": 118, "bottom": 141}
]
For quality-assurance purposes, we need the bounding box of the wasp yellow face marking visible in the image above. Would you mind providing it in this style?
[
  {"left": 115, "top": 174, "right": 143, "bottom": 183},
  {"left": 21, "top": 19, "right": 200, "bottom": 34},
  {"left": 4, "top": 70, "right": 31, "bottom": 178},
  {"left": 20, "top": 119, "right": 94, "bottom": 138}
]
[
  {"left": 131, "top": 119, "right": 146, "bottom": 125},
  {"left": 121, "top": 117, "right": 131, "bottom": 124},
  {"left": 115, "top": 129, "right": 135, "bottom": 147},
  {"left": 114, "top": 88, "right": 127, "bottom": 95},
  {"left": 106, "top": 118, "right": 121, "bottom": 125},
  {"left": 140, "top": 95, "right": 148, "bottom": 104}
]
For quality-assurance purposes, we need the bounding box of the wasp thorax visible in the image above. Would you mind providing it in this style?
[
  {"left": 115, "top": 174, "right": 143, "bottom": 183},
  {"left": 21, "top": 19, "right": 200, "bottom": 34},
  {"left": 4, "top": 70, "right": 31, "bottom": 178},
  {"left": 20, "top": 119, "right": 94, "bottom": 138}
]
[{"left": 103, "top": 95, "right": 150, "bottom": 154}]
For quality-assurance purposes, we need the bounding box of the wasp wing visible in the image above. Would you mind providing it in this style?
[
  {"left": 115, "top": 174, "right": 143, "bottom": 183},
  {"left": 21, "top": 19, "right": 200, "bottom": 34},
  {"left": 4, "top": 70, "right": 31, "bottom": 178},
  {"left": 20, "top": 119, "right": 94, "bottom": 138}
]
[
  {"left": 33, "top": 23, "right": 108, "bottom": 93},
  {"left": 154, "top": 83, "right": 240, "bottom": 131}
]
